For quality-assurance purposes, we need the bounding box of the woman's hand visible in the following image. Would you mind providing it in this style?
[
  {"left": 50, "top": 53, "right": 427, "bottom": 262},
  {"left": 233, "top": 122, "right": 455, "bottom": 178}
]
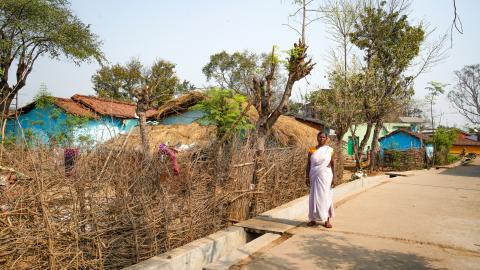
[{"left": 331, "top": 176, "right": 337, "bottom": 188}]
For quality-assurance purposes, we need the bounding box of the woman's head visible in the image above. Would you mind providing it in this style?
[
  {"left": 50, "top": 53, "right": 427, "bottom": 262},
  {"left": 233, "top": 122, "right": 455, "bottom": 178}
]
[{"left": 317, "top": 131, "right": 328, "bottom": 146}]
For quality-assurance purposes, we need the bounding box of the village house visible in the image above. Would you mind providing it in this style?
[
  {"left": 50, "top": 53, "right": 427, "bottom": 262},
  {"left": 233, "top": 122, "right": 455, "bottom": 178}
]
[
  {"left": 343, "top": 116, "right": 426, "bottom": 157},
  {"left": 5, "top": 94, "right": 156, "bottom": 146},
  {"left": 378, "top": 129, "right": 432, "bottom": 169},
  {"left": 450, "top": 130, "right": 480, "bottom": 155}
]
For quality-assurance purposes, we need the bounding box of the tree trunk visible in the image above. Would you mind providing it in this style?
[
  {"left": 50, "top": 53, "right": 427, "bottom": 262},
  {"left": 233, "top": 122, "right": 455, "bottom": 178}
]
[
  {"left": 430, "top": 100, "right": 436, "bottom": 166},
  {"left": 137, "top": 109, "right": 151, "bottom": 160},
  {"left": 369, "top": 120, "right": 383, "bottom": 171},
  {"left": 335, "top": 133, "right": 345, "bottom": 183},
  {"left": 353, "top": 120, "right": 373, "bottom": 170}
]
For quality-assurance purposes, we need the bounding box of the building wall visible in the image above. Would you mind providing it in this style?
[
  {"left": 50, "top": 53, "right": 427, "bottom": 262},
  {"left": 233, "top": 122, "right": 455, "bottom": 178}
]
[
  {"left": 5, "top": 105, "right": 138, "bottom": 146},
  {"left": 159, "top": 110, "right": 205, "bottom": 125},
  {"left": 343, "top": 122, "right": 411, "bottom": 156},
  {"left": 450, "top": 145, "right": 480, "bottom": 155},
  {"left": 380, "top": 132, "right": 422, "bottom": 151}
]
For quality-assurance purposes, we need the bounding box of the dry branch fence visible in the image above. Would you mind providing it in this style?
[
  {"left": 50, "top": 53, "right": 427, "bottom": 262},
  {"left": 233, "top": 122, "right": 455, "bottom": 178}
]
[{"left": 0, "top": 140, "right": 308, "bottom": 269}]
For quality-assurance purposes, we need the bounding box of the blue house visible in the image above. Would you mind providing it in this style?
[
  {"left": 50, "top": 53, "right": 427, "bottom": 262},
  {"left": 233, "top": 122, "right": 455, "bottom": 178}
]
[
  {"left": 379, "top": 129, "right": 433, "bottom": 158},
  {"left": 5, "top": 94, "right": 155, "bottom": 146}
]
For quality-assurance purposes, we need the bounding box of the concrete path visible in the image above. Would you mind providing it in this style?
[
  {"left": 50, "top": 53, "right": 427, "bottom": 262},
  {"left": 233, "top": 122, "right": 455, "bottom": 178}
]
[{"left": 237, "top": 160, "right": 480, "bottom": 270}]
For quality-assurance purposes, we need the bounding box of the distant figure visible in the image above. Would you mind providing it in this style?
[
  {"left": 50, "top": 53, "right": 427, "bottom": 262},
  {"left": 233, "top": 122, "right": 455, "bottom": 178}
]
[{"left": 306, "top": 131, "right": 336, "bottom": 228}]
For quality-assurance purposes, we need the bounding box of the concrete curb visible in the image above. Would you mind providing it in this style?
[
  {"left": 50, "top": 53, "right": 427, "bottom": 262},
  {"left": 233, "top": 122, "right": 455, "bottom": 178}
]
[
  {"left": 123, "top": 226, "right": 247, "bottom": 270},
  {"left": 202, "top": 233, "right": 281, "bottom": 270}
]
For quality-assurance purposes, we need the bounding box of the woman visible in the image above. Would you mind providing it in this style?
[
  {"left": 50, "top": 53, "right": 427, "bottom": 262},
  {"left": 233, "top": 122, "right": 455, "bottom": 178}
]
[{"left": 306, "top": 131, "right": 336, "bottom": 228}]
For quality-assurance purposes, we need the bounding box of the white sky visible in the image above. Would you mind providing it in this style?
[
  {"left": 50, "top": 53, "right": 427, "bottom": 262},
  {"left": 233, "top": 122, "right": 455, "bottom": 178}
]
[{"left": 14, "top": 0, "right": 480, "bottom": 129}]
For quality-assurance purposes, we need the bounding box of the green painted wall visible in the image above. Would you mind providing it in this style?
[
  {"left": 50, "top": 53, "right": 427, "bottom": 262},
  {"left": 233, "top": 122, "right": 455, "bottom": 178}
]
[{"left": 343, "top": 122, "right": 412, "bottom": 156}]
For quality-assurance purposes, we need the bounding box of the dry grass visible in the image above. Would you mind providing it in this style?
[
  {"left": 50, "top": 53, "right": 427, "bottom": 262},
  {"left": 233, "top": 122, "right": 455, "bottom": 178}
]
[
  {"left": 108, "top": 122, "right": 216, "bottom": 153},
  {"left": 0, "top": 138, "right": 308, "bottom": 269}
]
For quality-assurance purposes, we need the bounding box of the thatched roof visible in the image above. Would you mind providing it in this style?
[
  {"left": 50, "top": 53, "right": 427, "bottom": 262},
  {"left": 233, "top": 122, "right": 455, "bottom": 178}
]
[
  {"left": 72, "top": 94, "right": 157, "bottom": 119},
  {"left": 148, "top": 91, "right": 205, "bottom": 120}
]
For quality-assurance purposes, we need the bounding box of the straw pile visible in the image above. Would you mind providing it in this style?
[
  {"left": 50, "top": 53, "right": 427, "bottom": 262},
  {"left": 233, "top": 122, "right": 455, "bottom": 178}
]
[
  {"left": 109, "top": 123, "right": 215, "bottom": 152},
  {"left": 246, "top": 108, "right": 318, "bottom": 147}
]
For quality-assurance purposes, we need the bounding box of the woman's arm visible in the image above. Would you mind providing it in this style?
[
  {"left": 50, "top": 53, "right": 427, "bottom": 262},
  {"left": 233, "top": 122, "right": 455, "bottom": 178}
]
[
  {"left": 330, "top": 151, "right": 336, "bottom": 188},
  {"left": 306, "top": 153, "right": 311, "bottom": 187}
]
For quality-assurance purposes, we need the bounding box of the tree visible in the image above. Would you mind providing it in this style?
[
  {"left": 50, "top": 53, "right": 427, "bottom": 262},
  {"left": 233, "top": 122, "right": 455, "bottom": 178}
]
[
  {"left": 312, "top": 0, "right": 361, "bottom": 176},
  {"left": 133, "top": 60, "right": 179, "bottom": 158},
  {"left": 425, "top": 81, "right": 446, "bottom": 129},
  {"left": 92, "top": 59, "right": 179, "bottom": 157},
  {"left": 432, "top": 127, "right": 458, "bottom": 165},
  {"left": 448, "top": 64, "right": 480, "bottom": 126},
  {"left": 0, "top": 0, "right": 102, "bottom": 119},
  {"left": 350, "top": 1, "right": 424, "bottom": 170},
  {"left": 92, "top": 59, "right": 180, "bottom": 108},
  {"left": 202, "top": 51, "right": 258, "bottom": 95},
  {"left": 425, "top": 81, "right": 447, "bottom": 166},
  {"left": 92, "top": 59, "right": 142, "bottom": 101},
  {"left": 176, "top": 80, "right": 196, "bottom": 94},
  {"left": 309, "top": 68, "right": 363, "bottom": 176},
  {"left": 194, "top": 88, "right": 251, "bottom": 139},
  {"left": 202, "top": 50, "right": 287, "bottom": 100}
]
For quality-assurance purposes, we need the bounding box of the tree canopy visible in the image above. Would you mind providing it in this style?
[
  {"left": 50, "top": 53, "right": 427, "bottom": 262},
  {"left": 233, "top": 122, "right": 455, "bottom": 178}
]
[
  {"left": 0, "top": 0, "right": 103, "bottom": 114},
  {"left": 92, "top": 59, "right": 180, "bottom": 108},
  {"left": 202, "top": 50, "right": 286, "bottom": 98}
]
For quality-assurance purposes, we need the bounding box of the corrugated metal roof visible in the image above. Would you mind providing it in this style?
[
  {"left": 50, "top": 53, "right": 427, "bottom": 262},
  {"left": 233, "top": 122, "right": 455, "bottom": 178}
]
[{"left": 398, "top": 116, "right": 425, "bottom": 123}]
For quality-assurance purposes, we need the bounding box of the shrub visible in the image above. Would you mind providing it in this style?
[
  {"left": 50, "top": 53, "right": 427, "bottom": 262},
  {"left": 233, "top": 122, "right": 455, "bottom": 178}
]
[{"left": 194, "top": 88, "right": 252, "bottom": 138}]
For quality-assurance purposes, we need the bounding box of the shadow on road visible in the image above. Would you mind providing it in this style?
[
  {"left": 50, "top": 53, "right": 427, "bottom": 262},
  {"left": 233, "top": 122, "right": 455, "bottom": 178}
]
[
  {"left": 244, "top": 234, "right": 446, "bottom": 270},
  {"left": 439, "top": 159, "right": 480, "bottom": 178}
]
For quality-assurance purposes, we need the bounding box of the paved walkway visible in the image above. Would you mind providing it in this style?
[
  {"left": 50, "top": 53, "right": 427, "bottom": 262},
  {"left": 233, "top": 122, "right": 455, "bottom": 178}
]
[{"left": 238, "top": 160, "right": 480, "bottom": 270}]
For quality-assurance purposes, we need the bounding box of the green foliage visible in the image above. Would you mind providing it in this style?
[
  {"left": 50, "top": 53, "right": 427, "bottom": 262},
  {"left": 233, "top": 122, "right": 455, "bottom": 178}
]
[
  {"left": 0, "top": 0, "right": 103, "bottom": 104},
  {"left": 33, "top": 84, "right": 55, "bottom": 109},
  {"left": 425, "top": 81, "right": 446, "bottom": 103},
  {"left": 92, "top": 60, "right": 142, "bottom": 101},
  {"left": 27, "top": 86, "right": 92, "bottom": 147},
  {"left": 176, "top": 80, "right": 196, "bottom": 94},
  {"left": 193, "top": 88, "right": 252, "bottom": 138},
  {"left": 202, "top": 51, "right": 259, "bottom": 94},
  {"left": 202, "top": 50, "right": 286, "bottom": 97},
  {"left": 349, "top": 2, "right": 424, "bottom": 120},
  {"left": 447, "top": 154, "right": 460, "bottom": 165},
  {"left": 433, "top": 127, "right": 458, "bottom": 165},
  {"left": 92, "top": 59, "right": 180, "bottom": 108}
]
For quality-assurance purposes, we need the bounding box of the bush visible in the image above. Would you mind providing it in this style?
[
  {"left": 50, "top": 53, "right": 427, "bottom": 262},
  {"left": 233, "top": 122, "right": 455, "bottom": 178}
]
[
  {"left": 193, "top": 88, "right": 252, "bottom": 138},
  {"left": 447, "top": 154, "right": 460, "bottom": 165}
]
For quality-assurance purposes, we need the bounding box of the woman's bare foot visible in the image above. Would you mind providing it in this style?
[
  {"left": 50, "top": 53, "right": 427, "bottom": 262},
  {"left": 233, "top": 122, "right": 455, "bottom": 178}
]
[
  {"left": 306, "top": 221, "right": 317, "bottom": 227},
  {"left": 324, "top": 218, "right": 333, "bottom": 228}
]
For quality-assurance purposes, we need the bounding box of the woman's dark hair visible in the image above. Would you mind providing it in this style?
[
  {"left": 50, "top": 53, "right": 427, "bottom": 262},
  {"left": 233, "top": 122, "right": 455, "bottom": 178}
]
[{"left": 317, "top": 131, "right": 326, "bottom": 137}]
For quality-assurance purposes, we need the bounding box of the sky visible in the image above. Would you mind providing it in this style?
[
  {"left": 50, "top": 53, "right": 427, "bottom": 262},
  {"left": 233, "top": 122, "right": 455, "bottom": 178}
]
[{"left": 14, "top": 0, "right": 480, "bottom": 129}]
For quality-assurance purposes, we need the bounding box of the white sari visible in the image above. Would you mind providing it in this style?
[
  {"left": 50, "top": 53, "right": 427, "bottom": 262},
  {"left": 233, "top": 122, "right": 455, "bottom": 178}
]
[{"left": 309, "top": 145, "right": 335, "bottom": 222}]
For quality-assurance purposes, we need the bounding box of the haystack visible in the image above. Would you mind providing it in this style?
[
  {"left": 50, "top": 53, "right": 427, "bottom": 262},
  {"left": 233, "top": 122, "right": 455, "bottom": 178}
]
[
  {"left": 108, "top": 123, "right": 215, "bottom": 153},
  {"left": 246, "top": 108, "right": 318, "bottom": 147}
]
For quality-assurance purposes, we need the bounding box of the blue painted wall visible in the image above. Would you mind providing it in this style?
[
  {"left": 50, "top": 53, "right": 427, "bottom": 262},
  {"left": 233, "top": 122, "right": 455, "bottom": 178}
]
[
  {"left": 380, "top": 132, "right": 422, "bottom": 151},
  {"left": 159, "top": 110, "right": 205, "bottom": 125},
  {"left": 5, "top": 104, "right": 139, "bottom": 146}
]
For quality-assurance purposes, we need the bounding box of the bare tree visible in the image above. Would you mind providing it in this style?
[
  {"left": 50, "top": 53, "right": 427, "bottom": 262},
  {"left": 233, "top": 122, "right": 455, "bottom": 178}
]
[
  {"left": 448, "top": 64, "right": 480, "bottom": 126},
  {"left": 247, "top": 0, "right": 315, "bottom": 217},
  {"left": 251, "top": 0, "right": 315, "bottom": 153}
]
